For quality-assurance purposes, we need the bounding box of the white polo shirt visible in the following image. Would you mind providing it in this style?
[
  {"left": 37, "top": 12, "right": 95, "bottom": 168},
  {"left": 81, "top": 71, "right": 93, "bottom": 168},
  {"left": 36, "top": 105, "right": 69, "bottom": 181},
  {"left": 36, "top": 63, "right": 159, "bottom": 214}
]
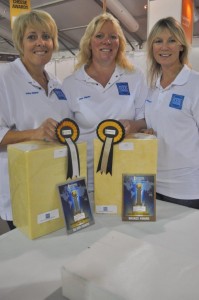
[
  {"left": 145, "top": 64, "right": 199, "bottom": 199},
  {"left": 62, "top": 65, "right": 148, "bottom": 191},
  {"left": 0, "top": 58, "right": 71, "bottom": 220}
]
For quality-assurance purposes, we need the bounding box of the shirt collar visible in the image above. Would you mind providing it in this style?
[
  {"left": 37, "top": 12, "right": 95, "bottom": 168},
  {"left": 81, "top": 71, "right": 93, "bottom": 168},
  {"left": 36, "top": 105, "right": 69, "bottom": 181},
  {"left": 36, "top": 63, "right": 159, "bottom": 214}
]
[
  {"left": 75, "top": 64, "right": 125, "bottom": 84},
  {"left": 156, "top": 64, "right": 191, "bottom": 89},
  {"left": 13, "top": 58, "right": 60, "bottom": 91}
]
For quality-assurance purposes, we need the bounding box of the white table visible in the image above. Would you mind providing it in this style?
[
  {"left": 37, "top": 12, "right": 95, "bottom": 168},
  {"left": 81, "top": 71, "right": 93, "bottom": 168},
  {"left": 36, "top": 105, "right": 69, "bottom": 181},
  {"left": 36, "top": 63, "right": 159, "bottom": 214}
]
[{"left": 0, "top": 200, "right": 199, "bottom": 300}]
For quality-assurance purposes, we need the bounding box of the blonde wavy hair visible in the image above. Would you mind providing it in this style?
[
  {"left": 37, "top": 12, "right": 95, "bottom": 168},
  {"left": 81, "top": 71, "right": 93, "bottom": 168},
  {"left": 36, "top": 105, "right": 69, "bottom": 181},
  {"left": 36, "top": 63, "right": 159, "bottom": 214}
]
[
  {"left": 147, "top": 16, "right": 189, "bottom": 87},
  {"left": 75, "top": 12, "right": 134, "bottom": 71},
  {"left": 12, "top": 9, "right": 59, "bottom": 57}
]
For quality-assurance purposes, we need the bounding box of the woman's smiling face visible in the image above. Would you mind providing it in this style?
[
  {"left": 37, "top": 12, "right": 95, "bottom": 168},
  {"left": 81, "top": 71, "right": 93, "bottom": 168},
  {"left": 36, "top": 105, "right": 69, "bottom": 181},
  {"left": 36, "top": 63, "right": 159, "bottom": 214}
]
[
  {"left": 90, "top": 21, "right": 120, "bottom": 66},
  {"left": 152, "top": 28, "right": 183, "bottom": 68},
  {"left": 22, "top": 26, "right": 54, "bottom": 69}
]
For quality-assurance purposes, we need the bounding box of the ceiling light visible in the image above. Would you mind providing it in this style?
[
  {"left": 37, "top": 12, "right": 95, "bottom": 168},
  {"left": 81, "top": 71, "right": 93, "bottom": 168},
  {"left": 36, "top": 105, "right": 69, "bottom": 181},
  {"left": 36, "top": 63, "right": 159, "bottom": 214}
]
[{"left": 100, "top": 0, "right": 139, "bottom": 32}]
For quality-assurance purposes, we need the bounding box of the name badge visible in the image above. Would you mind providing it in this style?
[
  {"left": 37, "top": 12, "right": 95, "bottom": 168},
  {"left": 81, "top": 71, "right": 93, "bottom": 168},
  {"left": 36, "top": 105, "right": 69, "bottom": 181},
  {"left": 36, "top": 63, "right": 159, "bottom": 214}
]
[
  {"left": 116, "top": 82, "right": 130, "bottom": 95},
  {"left": 169, "top": 94, "right": 184, "bottom": 110},
  {"left": 54, "top": 88, "right": 67, "bottom": 100}
]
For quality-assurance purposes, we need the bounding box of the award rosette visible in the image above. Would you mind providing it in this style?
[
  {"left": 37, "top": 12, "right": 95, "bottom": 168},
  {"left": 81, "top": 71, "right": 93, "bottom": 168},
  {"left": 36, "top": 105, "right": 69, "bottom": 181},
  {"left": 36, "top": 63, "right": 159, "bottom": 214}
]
[
  {"left": 56, "top": 118, "right": 80, "bottom": 179},
  {"left": 96, "top": 119, "right": 125, "bottom": 175}
]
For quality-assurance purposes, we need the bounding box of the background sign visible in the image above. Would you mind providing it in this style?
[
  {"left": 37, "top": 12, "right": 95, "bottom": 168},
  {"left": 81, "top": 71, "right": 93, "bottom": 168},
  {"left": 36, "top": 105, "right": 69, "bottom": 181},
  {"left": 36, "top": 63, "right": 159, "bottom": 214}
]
[
  {"left": 181, "top": 0, "right": 194, "bottom": 44},
  {"left": 9, "top": 0, "right": 31, "bottom": 28}
]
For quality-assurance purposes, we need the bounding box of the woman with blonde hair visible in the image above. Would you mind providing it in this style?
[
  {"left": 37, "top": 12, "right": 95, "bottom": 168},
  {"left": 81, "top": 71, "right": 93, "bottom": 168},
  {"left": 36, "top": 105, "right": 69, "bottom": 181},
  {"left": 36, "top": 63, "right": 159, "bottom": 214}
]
[
  {"left": 0, "top": 10, "right": 70, "bottom": 229},
  {"left": 145, "top": 16, "right": 199, "bottom": 208},
  {"left": 62, "top": 12, "right": 148, "bottom": 191},
  {"left": 75, "top": 12, "right": 133, "bottom": 71}
]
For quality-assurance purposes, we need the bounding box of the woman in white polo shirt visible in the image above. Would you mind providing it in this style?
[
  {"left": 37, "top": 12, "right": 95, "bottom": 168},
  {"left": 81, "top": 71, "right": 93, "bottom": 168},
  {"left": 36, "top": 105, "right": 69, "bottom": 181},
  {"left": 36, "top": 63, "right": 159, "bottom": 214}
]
[
  {"left": 0, "top": 10, "right": 70, "bottom": 229},
  {"left": 145, "top": 17, "right": 199, "bottom": 208},
  {"left": 62, "top": 13, "right": 148, "bottom": 192}
]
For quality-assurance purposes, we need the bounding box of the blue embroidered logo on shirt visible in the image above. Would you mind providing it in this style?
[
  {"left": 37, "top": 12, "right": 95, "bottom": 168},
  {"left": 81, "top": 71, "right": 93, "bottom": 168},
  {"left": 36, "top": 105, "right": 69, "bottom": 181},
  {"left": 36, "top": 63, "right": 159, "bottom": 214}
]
[
  {"left": 169, "top": 94, "right": 184, "bottom": 110},
  {"left": 54, "top": 88, "right": 67, "bottom": 100},
  {"left": 116, "top": 82, "right": 130, "bottom": 95},
  {"left": 145, "top": 99, "right": 152, "bottom": 103}
]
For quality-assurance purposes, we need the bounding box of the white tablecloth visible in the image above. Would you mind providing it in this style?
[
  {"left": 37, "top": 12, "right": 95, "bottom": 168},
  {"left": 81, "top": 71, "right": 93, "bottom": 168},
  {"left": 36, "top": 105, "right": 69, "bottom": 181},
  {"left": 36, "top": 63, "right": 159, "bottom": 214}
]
[{"left": 0, "top": 200, "right": 199, "bottom": 300}]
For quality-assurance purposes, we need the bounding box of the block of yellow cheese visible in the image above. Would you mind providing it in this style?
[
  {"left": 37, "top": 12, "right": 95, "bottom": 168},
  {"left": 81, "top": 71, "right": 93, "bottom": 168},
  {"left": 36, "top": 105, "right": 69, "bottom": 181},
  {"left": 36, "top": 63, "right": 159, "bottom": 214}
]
[
  {"left": 94, "top": 133, "right": 157, "bottom": 216},
  {"left": 8, "top": 141, "right": 87, "bottom": 239}
]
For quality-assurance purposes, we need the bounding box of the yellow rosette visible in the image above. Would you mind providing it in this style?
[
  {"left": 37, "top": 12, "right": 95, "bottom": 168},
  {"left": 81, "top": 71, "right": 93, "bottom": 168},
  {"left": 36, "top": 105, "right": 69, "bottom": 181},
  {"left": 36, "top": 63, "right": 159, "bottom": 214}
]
[
  {"left": 96, "top": 119, "right": 125, "bottom": 175},
  {"left": 56, "top": 118, "right": 80, "bottom": 179}
]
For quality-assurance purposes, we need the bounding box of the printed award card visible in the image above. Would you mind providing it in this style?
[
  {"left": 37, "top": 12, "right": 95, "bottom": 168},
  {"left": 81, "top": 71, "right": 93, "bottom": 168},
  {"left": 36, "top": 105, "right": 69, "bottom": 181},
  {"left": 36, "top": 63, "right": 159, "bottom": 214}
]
[
  {"left": 57, "top": 177, "right": 94, "bottom": 234},
  {"left": 122, "top": 174, "right": 156, "bottom": 221}
]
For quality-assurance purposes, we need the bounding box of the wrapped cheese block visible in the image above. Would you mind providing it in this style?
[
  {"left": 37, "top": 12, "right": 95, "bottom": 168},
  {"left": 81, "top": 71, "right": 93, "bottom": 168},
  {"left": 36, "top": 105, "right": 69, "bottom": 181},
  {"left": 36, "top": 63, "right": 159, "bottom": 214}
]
[
  {"left": 94, "top": 133, "right": 157, "bottom": 216},
  {"left": 8, "top": 141, "right": 87, "bottom": 239}
]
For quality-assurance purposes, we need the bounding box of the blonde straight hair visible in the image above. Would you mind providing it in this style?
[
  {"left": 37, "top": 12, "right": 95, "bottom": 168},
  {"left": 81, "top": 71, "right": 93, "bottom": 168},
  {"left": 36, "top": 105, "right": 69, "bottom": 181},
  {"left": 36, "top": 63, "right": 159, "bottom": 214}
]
[
  {"left": 147, "top": 17, "right": 189, "bottom": 87},
  {"left": 75, "top": 12, "right": 134, "bottom": 71},
  {"left": 12, "top": 9, "right": 59, "bottom": 57}
]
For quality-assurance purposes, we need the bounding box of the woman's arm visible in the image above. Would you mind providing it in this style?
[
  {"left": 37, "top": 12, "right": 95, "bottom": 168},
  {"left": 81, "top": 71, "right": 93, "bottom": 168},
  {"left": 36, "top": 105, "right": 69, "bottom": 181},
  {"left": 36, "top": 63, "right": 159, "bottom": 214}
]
[{"left": 0, "top": 118, "right": 58, "bottom": 146}]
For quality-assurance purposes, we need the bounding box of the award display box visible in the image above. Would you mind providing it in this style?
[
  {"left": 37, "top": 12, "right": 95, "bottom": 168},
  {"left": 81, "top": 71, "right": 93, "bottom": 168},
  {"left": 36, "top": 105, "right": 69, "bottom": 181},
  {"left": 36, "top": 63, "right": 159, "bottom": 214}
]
[
  {"left": 94, "top": 133, "right": 157, "bottom": 216},
  {"left": 57, "top": 177, "right": 94, "bottom": 234},
  {"left": 8, "top": 141, "right": 87, "bottom": 239},
  {"left": 122, "top": 174, "right": 156, "bottom": 221}
]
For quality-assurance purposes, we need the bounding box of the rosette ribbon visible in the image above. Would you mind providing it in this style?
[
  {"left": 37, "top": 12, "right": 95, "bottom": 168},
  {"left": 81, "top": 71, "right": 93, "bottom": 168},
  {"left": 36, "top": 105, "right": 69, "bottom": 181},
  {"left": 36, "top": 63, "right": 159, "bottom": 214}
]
[
  {"left": 56, "top": 118, "right": 80, "bottom": 179},
  {"left": 96, "top": 119, "right": 125, "bottom": 175}
]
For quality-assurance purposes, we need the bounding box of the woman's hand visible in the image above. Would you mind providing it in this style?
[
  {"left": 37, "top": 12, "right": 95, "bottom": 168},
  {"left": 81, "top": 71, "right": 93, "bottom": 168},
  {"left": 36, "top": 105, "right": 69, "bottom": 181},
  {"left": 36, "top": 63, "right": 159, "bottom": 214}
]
[
  {"left": 140, "top": 128, "right": 156, "bottom": 135},
  {"left": 34, "top": 118, "right": 58, "bottom": 142},
  {"left": 119, "top": 119, "right": 132, "bottom": 136},
  {"left": 119, "top": 119, "right": 147, "bottom": 136},
  {"left": 0, "top": 118, "right": 59, "bottom": 146}
]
